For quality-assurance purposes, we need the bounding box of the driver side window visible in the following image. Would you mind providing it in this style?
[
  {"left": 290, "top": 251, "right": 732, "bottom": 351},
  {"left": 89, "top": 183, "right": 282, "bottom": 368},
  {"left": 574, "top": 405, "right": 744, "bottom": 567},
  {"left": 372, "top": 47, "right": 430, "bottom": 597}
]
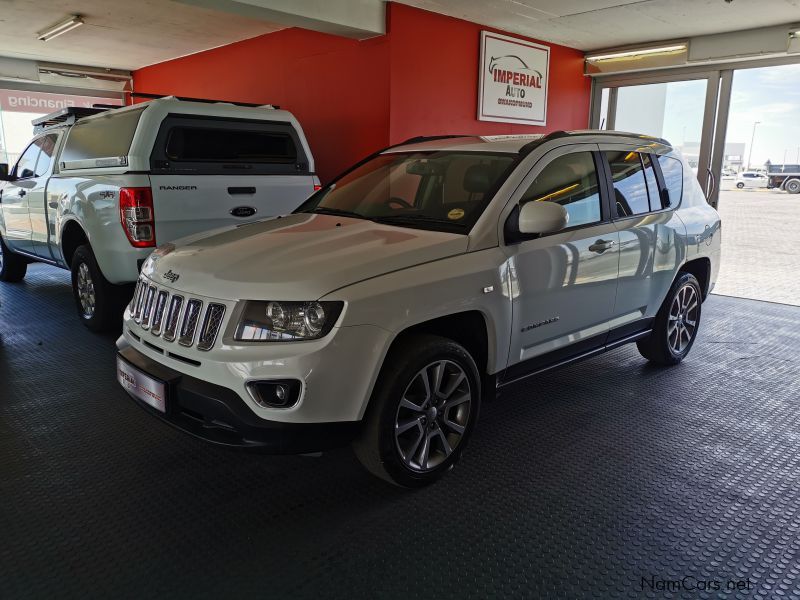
[
  {"left": 13, "top": 142, "right": 42, "bottom": 180},
  {"left": 520, "top": 151, "right": 602, "bottom": 229}
]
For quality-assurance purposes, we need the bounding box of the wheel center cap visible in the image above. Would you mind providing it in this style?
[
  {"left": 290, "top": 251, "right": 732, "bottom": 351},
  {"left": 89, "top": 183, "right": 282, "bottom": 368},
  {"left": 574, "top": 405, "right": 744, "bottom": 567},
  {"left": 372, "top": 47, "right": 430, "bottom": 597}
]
[{"left": 427, "top": 407, "right": 438, "bottom": 421}]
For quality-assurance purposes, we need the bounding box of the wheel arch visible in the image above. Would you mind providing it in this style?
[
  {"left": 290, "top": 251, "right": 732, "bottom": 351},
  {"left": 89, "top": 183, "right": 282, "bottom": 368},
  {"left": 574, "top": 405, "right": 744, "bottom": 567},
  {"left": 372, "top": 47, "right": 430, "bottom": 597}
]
[
  {"left": 679, "top": 257, "right": 711, "bottom": 299},
  {"left": 60, "top": 220, "right": 90, "bottom": 267}
]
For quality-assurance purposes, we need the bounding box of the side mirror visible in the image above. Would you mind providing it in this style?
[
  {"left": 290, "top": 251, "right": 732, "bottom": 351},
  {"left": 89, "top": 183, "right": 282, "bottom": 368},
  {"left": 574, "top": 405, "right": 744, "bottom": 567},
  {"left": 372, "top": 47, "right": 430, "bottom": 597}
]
[
  {"left": 519, "top": 201, "right": 568, "bottom": 235},
  {"left": 0, "top": 163, "right": 9, "bottom": 180}
]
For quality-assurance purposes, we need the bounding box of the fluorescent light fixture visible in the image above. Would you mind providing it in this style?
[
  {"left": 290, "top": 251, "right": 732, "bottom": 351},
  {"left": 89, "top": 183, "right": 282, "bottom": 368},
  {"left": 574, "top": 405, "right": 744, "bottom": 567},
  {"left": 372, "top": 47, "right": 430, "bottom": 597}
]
[
  {"left": 586, "top": 44, "right": 687, "bottom": 62},
  {"left": 37, "top": 15, "right": 84, "bottom": 42}
]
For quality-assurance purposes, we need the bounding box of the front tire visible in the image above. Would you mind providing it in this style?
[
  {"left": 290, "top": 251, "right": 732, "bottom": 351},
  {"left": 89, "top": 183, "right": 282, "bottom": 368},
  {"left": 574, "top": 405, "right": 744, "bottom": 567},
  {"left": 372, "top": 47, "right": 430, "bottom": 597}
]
[
  {"left": 353, "top": 334, "right": 481, "bottom": 487},
  {"left": 0, "top": 234, "right": 28, "bottom": 282},
  {"left": 637, "top": 272, "right": 702, "bottom": 366},
  {"left": 70, "top": 244, "right": 126, "bottom": 332},
  {"left": 736, "top": 182, "right": 745, "bottom": 189}
]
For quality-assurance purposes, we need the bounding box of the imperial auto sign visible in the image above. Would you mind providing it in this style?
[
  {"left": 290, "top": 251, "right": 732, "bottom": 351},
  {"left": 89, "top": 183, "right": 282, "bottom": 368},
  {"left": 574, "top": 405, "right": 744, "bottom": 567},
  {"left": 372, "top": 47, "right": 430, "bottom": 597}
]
[{"left": 478, "top": 31, "right": 550, "bottom": 126}]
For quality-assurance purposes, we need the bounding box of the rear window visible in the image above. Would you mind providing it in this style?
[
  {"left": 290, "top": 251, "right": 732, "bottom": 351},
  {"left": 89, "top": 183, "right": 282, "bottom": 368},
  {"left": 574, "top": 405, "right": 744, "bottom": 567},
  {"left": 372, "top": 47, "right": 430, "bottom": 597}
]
[
  {"left": 60, "top": 107, "right": 145, "bottom": 169},
  {"left": 150, "top": 114, "right": 309, "bottom": 176},
  {"left": 165, "top": 128, "right": 297, "bottom": 164}
]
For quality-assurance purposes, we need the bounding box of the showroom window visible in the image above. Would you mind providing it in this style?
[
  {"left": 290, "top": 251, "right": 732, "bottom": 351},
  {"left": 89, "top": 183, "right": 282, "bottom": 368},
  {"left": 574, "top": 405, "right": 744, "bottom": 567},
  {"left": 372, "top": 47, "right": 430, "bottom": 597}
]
[
  {"left": 520, "top": 152, "right": 601, "bottom": 228},
  {"left": 165, "top": 128, "right": 297, "bottom": 164},
  {"left": 657, "top": 155, "right": 683, "bottom": 207},
  {"left": 604, "top": 151, "right": 650, "bottom": 217}
]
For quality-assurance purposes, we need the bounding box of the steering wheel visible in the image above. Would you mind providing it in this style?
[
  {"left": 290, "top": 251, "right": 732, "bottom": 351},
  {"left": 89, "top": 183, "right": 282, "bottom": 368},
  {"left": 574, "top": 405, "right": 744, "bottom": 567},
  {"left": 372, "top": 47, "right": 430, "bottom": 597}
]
[{"left": 384, "top": 197, "right": 413, "bottom": 210}]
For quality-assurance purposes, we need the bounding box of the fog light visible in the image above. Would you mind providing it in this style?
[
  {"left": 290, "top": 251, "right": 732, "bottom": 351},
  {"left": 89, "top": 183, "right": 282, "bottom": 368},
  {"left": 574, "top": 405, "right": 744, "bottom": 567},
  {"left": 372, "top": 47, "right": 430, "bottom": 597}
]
[{"left": 248, "top": 380, "right": 301, "bottom": 408}]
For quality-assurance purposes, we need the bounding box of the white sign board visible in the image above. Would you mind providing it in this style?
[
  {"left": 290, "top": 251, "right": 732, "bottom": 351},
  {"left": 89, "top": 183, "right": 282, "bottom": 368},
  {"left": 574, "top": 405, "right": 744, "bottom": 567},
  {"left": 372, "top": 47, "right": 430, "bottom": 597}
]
[{"left": 478, "top": 31, "right": 550, "bottom": 126}]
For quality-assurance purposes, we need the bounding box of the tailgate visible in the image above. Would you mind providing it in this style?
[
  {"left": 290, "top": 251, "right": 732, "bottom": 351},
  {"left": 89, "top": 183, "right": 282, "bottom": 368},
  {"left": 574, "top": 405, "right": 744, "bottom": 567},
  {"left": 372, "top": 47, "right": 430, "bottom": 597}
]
[{"left": 149, "top": 175, "right": 315, "bottom": 242}]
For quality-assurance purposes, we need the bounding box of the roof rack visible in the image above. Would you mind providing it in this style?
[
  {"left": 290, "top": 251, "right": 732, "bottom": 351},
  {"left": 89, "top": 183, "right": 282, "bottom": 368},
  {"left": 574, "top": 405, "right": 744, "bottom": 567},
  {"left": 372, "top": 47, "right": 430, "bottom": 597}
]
[
  {"left": 32, "top": 106, "right": 110, "bottom": 131},
  {"left": 518, "top": 130, "right": 570, "bottom": 155},
  {"left": 128, "top": 92, "right": 279, "bottom": 109},
  {"left": 400, "top": 134, "right": 469, "bottom": 145}
]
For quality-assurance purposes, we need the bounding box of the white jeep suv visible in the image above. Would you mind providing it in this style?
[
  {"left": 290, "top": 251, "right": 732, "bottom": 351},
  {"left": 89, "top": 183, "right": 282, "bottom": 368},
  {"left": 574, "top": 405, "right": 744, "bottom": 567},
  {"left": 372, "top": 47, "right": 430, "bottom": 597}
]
[{"left": 116, "top": 131, "right": 721, "bottom": 487}]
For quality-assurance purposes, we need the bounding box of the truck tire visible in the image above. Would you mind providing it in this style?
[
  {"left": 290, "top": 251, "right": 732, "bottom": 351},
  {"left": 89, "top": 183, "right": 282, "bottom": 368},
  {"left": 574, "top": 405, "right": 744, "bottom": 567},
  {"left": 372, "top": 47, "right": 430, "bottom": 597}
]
[
  {"left": 353, "top": 334, "right": 481, "bottom": 487},
  {"left": 637, "top": 272, "right": 702, "bottom": 366},
  {"left": 785, "top": 179, "right": 800, "bottom": 194},
  {"left": 0, "top": 234, "right": 27, "bottom": 282},
  {"left": 70, "top": 244, "right": 127, "bottom": 332}
]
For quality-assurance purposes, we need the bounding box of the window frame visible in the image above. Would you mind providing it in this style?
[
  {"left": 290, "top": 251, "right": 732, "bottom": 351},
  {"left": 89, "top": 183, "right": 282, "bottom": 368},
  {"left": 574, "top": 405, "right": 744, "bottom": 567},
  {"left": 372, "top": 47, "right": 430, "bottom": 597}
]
[
  {"left": 503, "top": 145, "right": 613, "bottom": 245},
  {"left": 598, "top": 146, "right": 682, "bottom": 221}
]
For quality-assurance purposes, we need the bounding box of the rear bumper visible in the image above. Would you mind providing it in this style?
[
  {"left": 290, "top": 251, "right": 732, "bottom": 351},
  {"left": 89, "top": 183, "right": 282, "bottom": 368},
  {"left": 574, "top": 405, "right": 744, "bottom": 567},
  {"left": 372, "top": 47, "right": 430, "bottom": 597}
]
[{"left": 116, "top": 344, "right": 360, "bottom": 454}]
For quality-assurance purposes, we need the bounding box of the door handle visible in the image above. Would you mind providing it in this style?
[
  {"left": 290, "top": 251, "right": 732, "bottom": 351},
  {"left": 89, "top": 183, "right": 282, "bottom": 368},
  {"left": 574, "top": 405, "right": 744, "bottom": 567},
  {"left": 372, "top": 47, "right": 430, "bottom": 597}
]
[
  {"left": 18, "top": 189, "right": 26, "bottom": 197},
  {"left": 228, "top": 186, "right": 256, "bottom": 195},
  {"left": 48, "top": 201, "right": 58, "bottom": 208},
  {"left": 589, "top": 239, "right": 616, "bottom": 253}
]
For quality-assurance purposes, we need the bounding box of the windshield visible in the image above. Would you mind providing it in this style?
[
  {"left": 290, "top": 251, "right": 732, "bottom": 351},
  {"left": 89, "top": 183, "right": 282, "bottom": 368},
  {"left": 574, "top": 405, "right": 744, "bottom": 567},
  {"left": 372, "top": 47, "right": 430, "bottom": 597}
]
[{"left": 296, "top": 151, "right": 517, "bottom": 233}]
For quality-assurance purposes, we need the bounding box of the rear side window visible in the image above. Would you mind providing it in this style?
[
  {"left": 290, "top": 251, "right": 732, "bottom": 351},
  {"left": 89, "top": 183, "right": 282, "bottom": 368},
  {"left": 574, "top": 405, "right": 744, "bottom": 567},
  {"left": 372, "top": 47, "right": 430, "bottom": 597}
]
[
  {"left": 150, "top": 115, "right": 309, "bottom": 176},
  {"left": 61, "top": 107, "right": 145, "bottom": 169},
  {"left": 605, "top": 151, "right": 650, "bottom": 216},
  {"left": 165, "top": 128, "right": 297, "bottom": 164},
  {"left": 34, "top": 134, "right": 58, "bottom": 177},
  {"left": 658, "top": 156, "right": 683, "bottom": 207}
]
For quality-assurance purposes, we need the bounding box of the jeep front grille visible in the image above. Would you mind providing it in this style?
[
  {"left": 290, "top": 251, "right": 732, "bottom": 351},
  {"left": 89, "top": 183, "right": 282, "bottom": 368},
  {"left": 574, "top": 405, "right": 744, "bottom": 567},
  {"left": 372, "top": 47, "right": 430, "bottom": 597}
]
[{"left": 131, "top": 277, "right": 226, "bottom": 351}]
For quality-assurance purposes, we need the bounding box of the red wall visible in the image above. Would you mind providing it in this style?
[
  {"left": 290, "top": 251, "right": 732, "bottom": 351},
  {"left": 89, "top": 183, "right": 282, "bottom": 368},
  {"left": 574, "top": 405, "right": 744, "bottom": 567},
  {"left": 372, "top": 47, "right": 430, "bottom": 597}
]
[{"left": 133, "top": 4, "right": 590, "bottom": 183}]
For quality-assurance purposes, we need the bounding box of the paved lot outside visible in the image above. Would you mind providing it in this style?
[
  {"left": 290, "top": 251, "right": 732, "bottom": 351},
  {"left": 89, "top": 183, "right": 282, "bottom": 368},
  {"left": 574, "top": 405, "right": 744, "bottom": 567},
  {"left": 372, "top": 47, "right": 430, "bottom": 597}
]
[{"left": 714, "top": 184, "right": 799, "bottom": 306}]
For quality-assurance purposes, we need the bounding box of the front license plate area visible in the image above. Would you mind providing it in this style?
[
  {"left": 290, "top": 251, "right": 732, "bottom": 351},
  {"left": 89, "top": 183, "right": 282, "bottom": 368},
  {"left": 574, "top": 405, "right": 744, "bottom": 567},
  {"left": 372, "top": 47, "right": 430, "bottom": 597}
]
[{"left": 117, "top": 355, "right": 168, "bottom": 413}]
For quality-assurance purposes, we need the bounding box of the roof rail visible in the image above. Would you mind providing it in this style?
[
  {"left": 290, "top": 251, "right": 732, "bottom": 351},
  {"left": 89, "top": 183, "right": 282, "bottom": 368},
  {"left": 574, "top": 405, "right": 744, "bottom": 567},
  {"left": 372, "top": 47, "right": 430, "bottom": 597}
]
[
  {"left": 518, "top": 130, "right": 571, "bottom": 155},
  {"left": 399, "top": 134, "right": 469, "bottom": 145},
  {"left": 128, "top": 92, "right": 280, "bottom": 109},
  {"left": 32, "top": 106, "right": 110, "bottom": 131}
]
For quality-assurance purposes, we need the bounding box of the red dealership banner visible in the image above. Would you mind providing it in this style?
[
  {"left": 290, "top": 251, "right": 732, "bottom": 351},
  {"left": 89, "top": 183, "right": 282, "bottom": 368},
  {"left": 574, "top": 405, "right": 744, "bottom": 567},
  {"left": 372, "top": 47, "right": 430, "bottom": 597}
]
[{"left": 0, "top": 89, "right": 122, "bottom": 113}]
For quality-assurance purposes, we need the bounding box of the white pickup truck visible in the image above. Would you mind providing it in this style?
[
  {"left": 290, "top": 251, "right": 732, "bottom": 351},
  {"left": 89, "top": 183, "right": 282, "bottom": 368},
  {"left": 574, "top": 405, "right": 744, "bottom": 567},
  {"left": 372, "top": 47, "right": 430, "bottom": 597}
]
[{"left": 0, "top": 97, "right": 318, "bottom": 330}]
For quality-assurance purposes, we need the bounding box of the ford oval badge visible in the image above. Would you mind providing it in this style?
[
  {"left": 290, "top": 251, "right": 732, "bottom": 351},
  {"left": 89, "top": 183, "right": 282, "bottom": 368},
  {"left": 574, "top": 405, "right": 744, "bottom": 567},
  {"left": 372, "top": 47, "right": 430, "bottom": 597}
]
[{"left": 230, "top": 206, "right": 257, "bottom": 218}]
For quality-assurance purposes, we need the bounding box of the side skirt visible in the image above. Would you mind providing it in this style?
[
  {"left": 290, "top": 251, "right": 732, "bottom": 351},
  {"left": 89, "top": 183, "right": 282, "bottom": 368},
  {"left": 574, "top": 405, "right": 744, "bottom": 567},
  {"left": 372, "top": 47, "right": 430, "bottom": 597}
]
[{"left": 498, "top": 319, "right": 654, "bottom": 388}]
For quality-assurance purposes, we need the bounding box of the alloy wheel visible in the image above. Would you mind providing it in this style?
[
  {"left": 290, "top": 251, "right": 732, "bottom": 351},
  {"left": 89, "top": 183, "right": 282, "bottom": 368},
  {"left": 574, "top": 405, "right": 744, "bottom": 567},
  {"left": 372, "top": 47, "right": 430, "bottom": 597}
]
[
  {"left": 394, "top": 360, "right": 472, "bottom": 472},
  {"left": 668, "top": 283, "right": 699, "bottom": 354},
  {"left": 77, "top": 262, "right": 96, "bottom": 319},
  {"left": 0, "top": 240, "right": 4, "bottom": 272}
]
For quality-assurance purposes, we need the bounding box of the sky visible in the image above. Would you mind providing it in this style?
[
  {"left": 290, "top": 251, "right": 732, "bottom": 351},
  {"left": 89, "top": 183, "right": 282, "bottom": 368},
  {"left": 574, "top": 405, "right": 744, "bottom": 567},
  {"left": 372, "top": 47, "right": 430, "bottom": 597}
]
[{"left": 661, "top": 63, "right": 800, "bottom": 168}]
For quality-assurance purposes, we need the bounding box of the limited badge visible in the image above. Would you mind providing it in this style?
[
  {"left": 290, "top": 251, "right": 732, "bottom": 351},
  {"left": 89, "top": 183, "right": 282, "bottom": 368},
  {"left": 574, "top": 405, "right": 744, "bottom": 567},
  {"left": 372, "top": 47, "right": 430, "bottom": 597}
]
[{"left": 448, "top": 208, "right": 465, "bottom": 220}]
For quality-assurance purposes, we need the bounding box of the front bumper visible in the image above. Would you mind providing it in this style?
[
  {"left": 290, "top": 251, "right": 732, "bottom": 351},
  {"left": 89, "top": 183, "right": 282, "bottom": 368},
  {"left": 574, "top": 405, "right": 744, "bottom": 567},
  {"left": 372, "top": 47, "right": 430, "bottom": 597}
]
[{"left": 117, "top": 344, "right": 360, "bottom": 454}]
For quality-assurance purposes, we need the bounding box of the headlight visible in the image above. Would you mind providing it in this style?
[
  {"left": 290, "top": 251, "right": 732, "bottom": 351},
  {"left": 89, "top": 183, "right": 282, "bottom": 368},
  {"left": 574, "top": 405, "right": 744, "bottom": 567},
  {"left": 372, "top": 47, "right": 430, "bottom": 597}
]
[{"left": 234, "top": 300, "right": 344, "bottom": 342}]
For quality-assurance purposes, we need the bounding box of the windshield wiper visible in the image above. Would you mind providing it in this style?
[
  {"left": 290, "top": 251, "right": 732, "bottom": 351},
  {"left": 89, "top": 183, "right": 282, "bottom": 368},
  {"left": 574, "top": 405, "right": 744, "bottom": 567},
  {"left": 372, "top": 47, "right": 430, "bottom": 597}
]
[
  {"left": 304, "top": 207, "right": 370, "bottom": 220},
  {"left": 375, "top": 214, "right": 463, "bottom": 226}
]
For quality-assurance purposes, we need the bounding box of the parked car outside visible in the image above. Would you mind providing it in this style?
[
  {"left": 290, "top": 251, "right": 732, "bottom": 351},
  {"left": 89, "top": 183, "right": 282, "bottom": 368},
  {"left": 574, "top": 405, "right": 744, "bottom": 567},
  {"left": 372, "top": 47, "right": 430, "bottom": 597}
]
[
  {"left": 0, "top": 97, "right": 318, "bottom": 330},
  {"left": 116, "top": 131, "right": 721, "bottom": 487},
  {"left": 735, "top": 171, "right": 768, "bottom": 189}
]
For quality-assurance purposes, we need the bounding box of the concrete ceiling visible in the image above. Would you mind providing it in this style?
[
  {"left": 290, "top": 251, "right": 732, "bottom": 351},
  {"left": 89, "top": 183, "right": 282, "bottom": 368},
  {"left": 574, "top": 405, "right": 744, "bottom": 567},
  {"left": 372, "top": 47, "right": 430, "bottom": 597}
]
[
  {"left": 397, "top": 0, "right": 800, "bottom": 50},
  {"left": 0, "top": 0, "right": 798, "bottom": 74},
  {"left": 0, "top": 0, "right": 285, "bottom": 71}
]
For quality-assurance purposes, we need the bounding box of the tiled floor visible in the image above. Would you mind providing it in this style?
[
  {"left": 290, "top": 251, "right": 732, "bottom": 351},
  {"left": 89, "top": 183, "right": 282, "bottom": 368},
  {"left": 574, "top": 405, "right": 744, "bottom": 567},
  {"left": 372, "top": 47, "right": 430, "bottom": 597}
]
[
  {"left": 3, "top": 265, "right": 800, "bottom": 599},
  {"left": 714, "top": 186, "right": 799, "bottom": 306}
]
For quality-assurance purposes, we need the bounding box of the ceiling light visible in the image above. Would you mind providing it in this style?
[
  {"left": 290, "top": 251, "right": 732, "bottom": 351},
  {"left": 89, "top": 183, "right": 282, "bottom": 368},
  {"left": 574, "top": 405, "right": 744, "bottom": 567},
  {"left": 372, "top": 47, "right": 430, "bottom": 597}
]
[
  {"left": 37, "top": 15, "right": 84, "bottom": 42},
  {"left": 586, "top": 44, "right": 687, "bottom": 62}
]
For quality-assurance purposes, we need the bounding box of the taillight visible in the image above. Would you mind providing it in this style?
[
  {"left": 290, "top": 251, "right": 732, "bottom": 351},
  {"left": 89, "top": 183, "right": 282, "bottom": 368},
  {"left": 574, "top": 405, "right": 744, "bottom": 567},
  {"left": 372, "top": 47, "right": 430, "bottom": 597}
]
[
  {"left": 119, "top": 187, "right": 155, "bottom": 248},
  {"left": 313, "top": 184, "right": 322, "bottom": 191}
]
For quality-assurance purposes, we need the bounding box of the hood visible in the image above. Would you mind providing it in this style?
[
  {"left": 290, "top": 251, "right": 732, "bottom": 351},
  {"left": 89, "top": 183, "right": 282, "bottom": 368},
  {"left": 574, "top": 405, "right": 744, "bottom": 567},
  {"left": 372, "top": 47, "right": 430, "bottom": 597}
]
[{"left": 142, "top": 213, "right": 469, "bottom": 300}]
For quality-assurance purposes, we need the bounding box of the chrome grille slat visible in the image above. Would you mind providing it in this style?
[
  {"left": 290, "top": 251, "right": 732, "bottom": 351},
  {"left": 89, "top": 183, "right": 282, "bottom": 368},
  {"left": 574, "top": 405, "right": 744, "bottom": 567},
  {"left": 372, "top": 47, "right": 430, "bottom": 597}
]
[
  {"left": 162, "top": 295, "right": 184, "bottom": 342},
  {"left": 133, "top": 279, "right": 147, "bottom": 322},
  {"left": 197, "top": 303, "right": 226, "bottom": 351},
  {"left": 130, "top": 280, "right": 142, "bottom": 313},
  {"left": 140, "top": 285, "right": 157, "bottom": 329},
  {"left": 150, "top": 290, "right": 169, "bottom": 336},
  {"left": 178, "top": 299, "right": 203, "bottom": 347}
]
